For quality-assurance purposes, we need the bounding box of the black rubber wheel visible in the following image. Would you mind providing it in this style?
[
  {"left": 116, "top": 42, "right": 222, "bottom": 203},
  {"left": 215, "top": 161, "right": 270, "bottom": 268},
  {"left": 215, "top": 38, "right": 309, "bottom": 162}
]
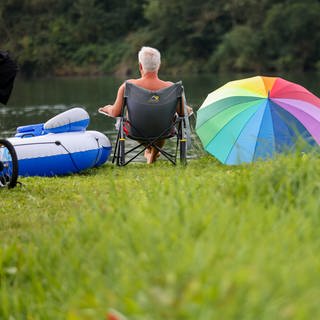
[{"left": 0, "top": 139, "right": 18, "bottom": 189}]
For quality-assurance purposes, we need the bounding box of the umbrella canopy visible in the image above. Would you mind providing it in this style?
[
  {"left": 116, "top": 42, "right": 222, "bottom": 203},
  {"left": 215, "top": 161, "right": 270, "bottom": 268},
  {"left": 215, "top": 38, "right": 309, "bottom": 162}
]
[
  {"left": 0, "top": 51, "right": 18, "bottom": 105},
  {"left": 196, "top": 76, "right": 320, "bottom": 165}
]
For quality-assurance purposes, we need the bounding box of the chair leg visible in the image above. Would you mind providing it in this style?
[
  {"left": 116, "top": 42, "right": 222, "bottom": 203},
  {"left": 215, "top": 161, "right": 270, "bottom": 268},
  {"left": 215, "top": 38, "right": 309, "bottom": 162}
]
[
  {"left": 152, "top": 143, "right": 177, "bottom": 165},
  {"left": 112, "top": 126, "right": 122, "bottom": 164},
  {"left": 180, "top": 139, "right": 187, "bottom": 165},
  {"left": 118, "top": 138, "right": 125, "bottom": 166},
  {"left": 178, "top": 121, "right": 187, "bottom": 165},
  {"left": 112, "top": 120, "right": 188, "bottom": 166},
  {"left": 112, "top": 119, "right": 126, "bottom": 166}
]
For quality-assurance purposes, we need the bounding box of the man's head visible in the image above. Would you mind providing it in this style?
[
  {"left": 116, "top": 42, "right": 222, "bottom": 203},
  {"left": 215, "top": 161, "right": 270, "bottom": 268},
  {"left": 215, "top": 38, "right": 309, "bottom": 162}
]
[{"left": 138, "top": 47, "right": 161, "bottom": 72}]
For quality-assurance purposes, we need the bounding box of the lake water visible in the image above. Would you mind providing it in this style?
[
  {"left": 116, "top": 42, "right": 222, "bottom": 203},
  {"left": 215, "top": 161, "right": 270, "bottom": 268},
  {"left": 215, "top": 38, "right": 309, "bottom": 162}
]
[{"left": 1, "top": 73, "right": 319, "bottom": 159}]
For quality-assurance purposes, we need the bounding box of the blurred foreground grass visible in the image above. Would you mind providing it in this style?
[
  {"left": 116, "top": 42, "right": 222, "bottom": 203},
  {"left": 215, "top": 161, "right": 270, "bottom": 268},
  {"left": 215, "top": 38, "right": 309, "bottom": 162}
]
[{"left": 1, "top": 154, "right": 320, "bottom": 319}]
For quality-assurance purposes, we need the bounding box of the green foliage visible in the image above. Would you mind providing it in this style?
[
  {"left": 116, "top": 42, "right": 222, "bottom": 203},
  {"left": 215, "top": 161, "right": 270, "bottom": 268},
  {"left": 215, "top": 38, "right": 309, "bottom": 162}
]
[
  {"left": 0, "top": 0, "right": 319, "bottom": 75},
  {"left": 1, "top": 154, "right": 320, "bottom": 318},
  {"left": 263, "top": 0, "right": 320, "bottom": 71},
  {"left": 100, "top": 42, "right": 131, "bottom": 74},
  {"left": 209, "top": 25, "right": 265, "bottom": 72}
]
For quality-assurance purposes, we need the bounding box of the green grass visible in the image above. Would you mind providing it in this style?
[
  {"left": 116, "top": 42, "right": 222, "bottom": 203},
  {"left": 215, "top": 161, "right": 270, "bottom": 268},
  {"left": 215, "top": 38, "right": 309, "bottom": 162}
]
[{"left": 1, "top": 154, "right": 320, "bottom": 319}]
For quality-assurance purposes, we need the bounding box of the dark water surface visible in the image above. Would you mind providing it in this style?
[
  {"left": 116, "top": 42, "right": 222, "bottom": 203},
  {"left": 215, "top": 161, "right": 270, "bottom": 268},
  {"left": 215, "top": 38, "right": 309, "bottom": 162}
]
[{"left": 1, "top": 73, "right": 319, "bottom": 159}]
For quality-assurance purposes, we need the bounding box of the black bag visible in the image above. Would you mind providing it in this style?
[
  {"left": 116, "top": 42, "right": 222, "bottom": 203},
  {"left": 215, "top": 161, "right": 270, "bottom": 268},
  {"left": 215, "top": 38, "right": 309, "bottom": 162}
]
[{"left": 0, "top": 51, "right": 18, "bottom": 105}]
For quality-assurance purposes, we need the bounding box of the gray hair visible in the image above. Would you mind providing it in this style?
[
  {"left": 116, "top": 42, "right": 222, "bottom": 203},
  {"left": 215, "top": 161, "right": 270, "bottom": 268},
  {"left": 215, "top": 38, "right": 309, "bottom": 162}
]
[{"left": 138, "top": 47, "right": 161, "bottom": 72}]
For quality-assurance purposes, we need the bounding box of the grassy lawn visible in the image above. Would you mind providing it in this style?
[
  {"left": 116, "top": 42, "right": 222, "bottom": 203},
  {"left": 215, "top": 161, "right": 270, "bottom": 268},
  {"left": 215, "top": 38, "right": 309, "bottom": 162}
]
[{"left": 1, "top": 154, "right": 320, "bottom": 319}]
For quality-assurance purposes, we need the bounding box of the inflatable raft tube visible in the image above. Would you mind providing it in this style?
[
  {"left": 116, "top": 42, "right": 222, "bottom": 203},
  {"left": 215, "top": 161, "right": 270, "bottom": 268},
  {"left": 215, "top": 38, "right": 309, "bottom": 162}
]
[{"left": 8, "top": 107, "right": 112, "bottom": 176}]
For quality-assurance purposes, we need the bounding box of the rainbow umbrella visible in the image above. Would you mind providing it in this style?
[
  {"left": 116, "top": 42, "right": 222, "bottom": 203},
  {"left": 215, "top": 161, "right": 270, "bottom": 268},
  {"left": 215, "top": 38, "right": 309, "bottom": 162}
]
[{"left": 196, "top": 76, "right": 320, "bottom": 165}]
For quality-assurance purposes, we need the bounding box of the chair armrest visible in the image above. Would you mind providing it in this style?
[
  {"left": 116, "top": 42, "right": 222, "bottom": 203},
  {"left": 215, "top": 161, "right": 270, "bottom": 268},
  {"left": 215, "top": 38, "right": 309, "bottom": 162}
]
[{"left": 98, "top": 109, "right": 118, "bottom": 119}]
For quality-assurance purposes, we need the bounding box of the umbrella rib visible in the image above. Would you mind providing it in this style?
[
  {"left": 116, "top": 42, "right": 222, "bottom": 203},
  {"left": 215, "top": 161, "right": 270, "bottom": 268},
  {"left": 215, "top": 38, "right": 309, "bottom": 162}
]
[
  {"left": 199, "top": 96, "right": 264, "bottom": 128},
  {"left": 251, "top": 103, "right": 273, "bottom": 162},
  {"left": 270, "top": 99, "right": 320, "bottom": 144},
  {"left": 224, "top": 107, "right": 262, "bottom": 164}
]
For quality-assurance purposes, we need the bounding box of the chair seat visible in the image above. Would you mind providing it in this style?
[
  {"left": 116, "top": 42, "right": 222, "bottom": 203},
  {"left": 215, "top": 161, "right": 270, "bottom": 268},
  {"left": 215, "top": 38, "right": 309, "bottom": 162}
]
[
  {"left": 125, "top": 120, "right": 177, "bottom": 141},
  {"left": 127, "top": 132, "right": 175, "bottom": 141}
]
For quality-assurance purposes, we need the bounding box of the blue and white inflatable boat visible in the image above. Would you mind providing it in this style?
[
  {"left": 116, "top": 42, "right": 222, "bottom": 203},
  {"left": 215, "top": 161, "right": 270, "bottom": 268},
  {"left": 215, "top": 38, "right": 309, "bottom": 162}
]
[{"left": 7, "top": 107, "right": 112, "bottom": 176}]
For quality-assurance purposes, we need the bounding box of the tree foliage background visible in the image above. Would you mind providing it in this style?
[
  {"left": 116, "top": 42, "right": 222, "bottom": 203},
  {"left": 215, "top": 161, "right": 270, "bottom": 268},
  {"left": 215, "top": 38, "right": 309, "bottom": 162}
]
[{"left": 0, "top": 0, "right": 319, "bottom": 76}]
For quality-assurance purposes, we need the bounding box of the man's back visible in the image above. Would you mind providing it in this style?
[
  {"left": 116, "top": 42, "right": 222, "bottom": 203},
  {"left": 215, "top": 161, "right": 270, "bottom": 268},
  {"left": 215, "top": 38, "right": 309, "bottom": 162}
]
[{"left": 129, "top": 74, "right": 172, "bottom": 92}]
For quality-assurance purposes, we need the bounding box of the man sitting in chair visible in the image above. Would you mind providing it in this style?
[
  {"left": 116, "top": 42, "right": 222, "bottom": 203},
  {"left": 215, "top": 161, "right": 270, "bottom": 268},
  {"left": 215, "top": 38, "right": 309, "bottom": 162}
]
[{"left": 99, "top": 46, "right": 191, "bottom": 164}]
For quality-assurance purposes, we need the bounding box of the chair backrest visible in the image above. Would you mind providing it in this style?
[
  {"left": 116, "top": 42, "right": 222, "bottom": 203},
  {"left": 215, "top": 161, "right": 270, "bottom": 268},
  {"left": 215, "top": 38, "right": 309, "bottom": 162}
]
[{"left": 124, "top": 81, "right": 183, "bottom": 140}]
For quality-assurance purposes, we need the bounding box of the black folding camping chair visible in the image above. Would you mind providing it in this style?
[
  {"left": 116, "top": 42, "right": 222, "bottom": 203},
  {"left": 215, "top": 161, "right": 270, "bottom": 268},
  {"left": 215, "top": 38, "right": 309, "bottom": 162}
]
[
  {"left": 112, "top": 81, "right": 190, "bottom": 166},
  {"left": 0, "top": 51, "right": 19, "bottom": 188}
]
